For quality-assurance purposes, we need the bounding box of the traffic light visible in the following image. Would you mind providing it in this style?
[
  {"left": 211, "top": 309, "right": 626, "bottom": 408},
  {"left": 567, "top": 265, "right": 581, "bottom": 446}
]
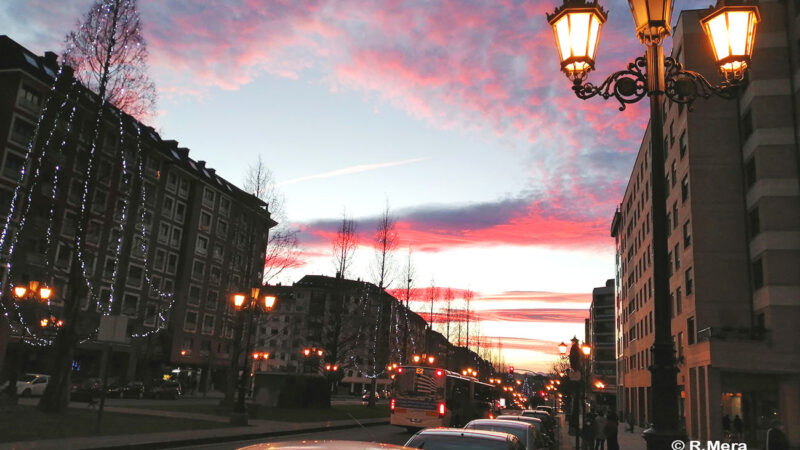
[{"left": 509, "top": 366, "right": 514, "bottom": 374}]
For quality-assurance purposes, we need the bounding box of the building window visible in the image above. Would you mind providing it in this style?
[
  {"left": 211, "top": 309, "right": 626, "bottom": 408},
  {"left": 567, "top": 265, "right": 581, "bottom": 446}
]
[
  {"left": 687, "top": 316, "right": 696, "bottom": 345},
  {"left": 18, "top": 84, "right": 42, "bottom": 111},
  {"left": 744, "top": 157, "right": 756, "bottom": 188},
  {"left": 199, "top": 211, "right": 212, "bottom": 232},
  {"left": 166, "top": 253, "right": 178, "bottom": 275},
  {"left": 681, "top": 175, "right": 689, "bottom": 203},
  {"left": 184, "top": 310, "right": 198, "bottom": 332},
  {"left": 217, "top": 219, "right": 228, "bottom": 237},
  {"left": 149, "top": 275, "right": 162, "bottom": 298},
  {"left": 202, "top": 314, "right": 215, "bottom": 335},
  {"left": 219, "top": 197, "right": 230, "bottom": 217},
  {"left": 10, "top": 117, "right": 35, "bottom": 146},
  {"left": 122, "top": 293, "right": 139, "bottom": 317},
  {"left": 196, "top": 236, "right": 209, "bottom": 255},
  {"left": 166, "top": 173, "right": 178, "bottom": 193},
  {"left": 2, "top": 152, "right": 26, "bottom": 180},
  {"left": 672, "top": 201, "right": 678, "bottom": 229},
  {"left": 683, "top": 220, "right": 691, "bottom": 248},
  {"left": 206, "top": 290, "right": 219, "bottom": 311},
  {"left": 61, "top": 211, "right": 78, "bottom": 238},
  {"left": 676, "top": 287, "right": 682, "bottom": 315},
  {"left": 685, "top": 267, "right": 694, "bottom": 295},
  {"left": 666, "top": 212, "right": 672, "bottom": 237},
  {"left": 192, "top": 260, "right": 206, "bottom": 280},
  {"left": 188, "top": 285, "right": 202, "bottom": 306},
  {"left": 752, "top": 258, "right": 764, "bottom": 290},
  {"left": 202, "top": 187, "right": 216, "bottom": 208},
  {"left": 144, "top": 303, "right": 158, "bottom": 327},
  {"left": 679, "top": 131, "right": 687, "bottom": 158},
  {"left": 154, "top": 249, "right": 166, "bottom": 272},
  {"left": 158, "top": 223, "right": 170, "bottom": 244},
  {"left": 162, "top": 278, "right": 174, "bottom": 294},
  {"left": 210, "top": 266, "right": 221, "bottom": 286},
  {"left": 127, "top": 265, "right": 144, "bottom": 288},
  {"left": 176, "top": 180, "right": 189, "bottom": 201},
  {"left": 54, "top": 242, "right": 72, "bottom": 271},
  {"left": 213, "top": 245, "right": 224, "bottom": 262},
  {"left": 175, "top": 201, "right": 186, "bottom": 223},
  {"left": 748, "top": 207, "right": 760, "bottom": 239},
  {"left": 162, "top": 196, "right": 174, "bottom": 218},
  {"left": 170, "top": 227, "right": 182, "bottom": 248},
  {"left": 674, "top": 244, "right": 680, "bottom": 271}
]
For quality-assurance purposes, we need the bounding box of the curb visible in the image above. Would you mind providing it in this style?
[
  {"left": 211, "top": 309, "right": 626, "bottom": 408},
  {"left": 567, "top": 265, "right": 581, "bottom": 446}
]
[{"left": 78, "top": 419, "right": 391, "bottom": 450}]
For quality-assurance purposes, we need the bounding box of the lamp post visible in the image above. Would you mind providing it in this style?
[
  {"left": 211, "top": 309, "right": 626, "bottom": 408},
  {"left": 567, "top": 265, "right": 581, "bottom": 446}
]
[
  {"left": 230, "top": 288, "right": 276, "bottom": 426},
  {"left": 546, "top": 0, "right": 759, "bottom": 447}
]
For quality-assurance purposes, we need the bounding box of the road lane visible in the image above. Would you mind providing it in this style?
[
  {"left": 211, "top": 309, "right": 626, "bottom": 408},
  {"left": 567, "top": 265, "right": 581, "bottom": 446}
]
[{"left": 167, "top": 424, "right": 414, "bottom": 449}]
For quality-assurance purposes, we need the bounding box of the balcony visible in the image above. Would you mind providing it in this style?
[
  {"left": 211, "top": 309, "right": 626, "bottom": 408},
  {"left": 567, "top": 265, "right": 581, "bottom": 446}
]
[{"left": 697, "top": 326, "right": 771, "bottom": 343}]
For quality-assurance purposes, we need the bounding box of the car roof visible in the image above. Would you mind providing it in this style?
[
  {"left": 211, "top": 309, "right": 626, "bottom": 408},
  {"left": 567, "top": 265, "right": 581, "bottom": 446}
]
[
  {"left": 523, "top": 409, "right": 548, "bottom": 415},
  {"left": 239, "top": 441, "right": 411, "bottom": 449},
  {"left": 414, "top": 427, "right": 517, "bottom": 441},
  {"left": 467, "top": 419, "right": 533, "bottom": 430},
  {"left": 24, "top": 373, "right": 48, "bottom": 377},
  {"left": 497, "top": 415, "right": 543, "bottom": 424}
]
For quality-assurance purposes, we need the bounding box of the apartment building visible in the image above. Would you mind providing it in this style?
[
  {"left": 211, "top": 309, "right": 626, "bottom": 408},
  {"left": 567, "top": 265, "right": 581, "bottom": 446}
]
[
  {"left": 0, "top": 35, "right": 276, "bottom": 389},
  {"left": 251, "top": 274, "right": 489, "bottom": 395},
  {"left": 587, "top": 279, "right": 616, "bottom": 410},
  {"left": 611, "top": 7, "right": 800, "bottom": 446}
]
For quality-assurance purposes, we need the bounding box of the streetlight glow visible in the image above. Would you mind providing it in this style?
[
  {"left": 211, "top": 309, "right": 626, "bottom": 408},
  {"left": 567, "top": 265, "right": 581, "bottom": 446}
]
[
  {"left": 700, "top": 2, "right": 760, "bottom": 81},
  {"left": 627, "top": 0, "right": 674, "bottom": 43},
  {"left": 547, "top": 0, "right": 607, "bottom": 82},
  {"left": 39, "top": 286, "right": 52, "bottom": 300},
  {"left": 582, "top": 344, "right": 591, "bottom": 356},
  {"left": 263, "top": 295, "right": 276, "bottom": 310},
  {"left": 13, "top": 286, "right": 26, "bottom": 298},
  {"left": 233, "top": 294, "right": 245, "bottom": 308}
]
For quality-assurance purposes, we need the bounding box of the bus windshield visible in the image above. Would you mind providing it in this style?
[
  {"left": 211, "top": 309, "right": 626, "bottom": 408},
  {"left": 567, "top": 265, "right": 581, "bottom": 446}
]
[{"left": 394, "top": 368, "right": 445, "bottom": 400}]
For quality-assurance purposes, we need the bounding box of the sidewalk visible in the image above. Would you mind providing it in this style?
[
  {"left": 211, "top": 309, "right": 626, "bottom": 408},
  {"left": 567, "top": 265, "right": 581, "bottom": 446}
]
[
  {"left": 0, "top": 405, "right": 389, "bottom": 450},
  {"left": 557, "top": 415, "right": 646, "bottom": 450}
]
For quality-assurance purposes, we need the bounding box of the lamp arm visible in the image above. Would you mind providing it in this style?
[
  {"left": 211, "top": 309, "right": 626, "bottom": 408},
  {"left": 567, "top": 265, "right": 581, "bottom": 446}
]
[
  {"left": 572, "top": 56, "right": 648, "bottom": 111},
  {"left": 663, "top": 56, "right": 738, "bottom": 108}
]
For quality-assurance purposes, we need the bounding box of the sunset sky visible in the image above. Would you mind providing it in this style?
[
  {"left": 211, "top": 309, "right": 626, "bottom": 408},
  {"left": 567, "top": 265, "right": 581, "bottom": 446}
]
[{"left": 1, "top": 0, "right": 708, "bottom": 371}]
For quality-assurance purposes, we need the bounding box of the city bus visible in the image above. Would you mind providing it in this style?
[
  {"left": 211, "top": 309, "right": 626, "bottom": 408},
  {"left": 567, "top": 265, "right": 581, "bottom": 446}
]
[{"left": 390, "top": 366, "right": 497, "bottom": 431}]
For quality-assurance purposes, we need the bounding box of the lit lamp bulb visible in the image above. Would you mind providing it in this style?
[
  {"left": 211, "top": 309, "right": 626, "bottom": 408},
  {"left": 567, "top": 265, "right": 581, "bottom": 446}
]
[
  {"left": 582, "top": 344, "right": 591, "bottom": 356},
  {"left": 547, "top": 0, "right": 608, "bottom": 82},
  {"left": 263, "top": 295, "right": 276, "bottom": 310},
  {"left": 14, "top": 286, "right": 27, "bottom": 299},
  {"left": 303, "top": 348, "right": 311, "bottom": 356},
  {"left": 700, "top": 0, "right": 760, "bottom": 82},
  {"left": 40, "top": 318, "right": 48, "bottom": 327},
  {"left": 233, "top": 294, "right": 246, "bottom": 308},
  {"left": 39, "top": 286, "right": 52, "bottom": 300}
]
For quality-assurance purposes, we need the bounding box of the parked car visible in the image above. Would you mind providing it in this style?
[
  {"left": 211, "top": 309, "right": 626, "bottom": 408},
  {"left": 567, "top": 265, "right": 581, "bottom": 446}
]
[
  {"left": 405, "top": 427, "right": 524, "bottom": 450},
  {"left": 240, "top": 442, "right": 412, "bottom": 449},
  {"left": 70, "top": 377, "right": 104, "bottom": 402},
  {"left": 0, "top": 373, "right": 49, "bottom": 397},
  {"left": 147, "top": 380, "right": 181, "bottom": 399},
  {"left": 496, "top": 416, "right": 554, "bottom": 449},
  {"left": 521, "top": 410, "right": 556, "bottom": 439},
  {"left": 108, "top": 381, "right": 146, "bottom": 399},
  {"left": 464, "top": 419, "right": 540, "bottom": 450},
  {"left": 361, "top": 390, "right": 381, "bottom": 401}
]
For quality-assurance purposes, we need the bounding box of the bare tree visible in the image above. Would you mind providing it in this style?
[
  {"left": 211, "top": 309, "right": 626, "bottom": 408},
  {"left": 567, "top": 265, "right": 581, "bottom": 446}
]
[
  {"left": 331, "top": 210, "right": 358, "bottom": 279},
  {"left": 400, "top": 248, "right": 414, "bottom": 363},
  {"left": 243, "top": 155, "right": 300, "bottom": 283},
  {"left": 464, "top": 290, "right": 474, "bottom": 352},
  {"left": 39, "top": 0, "right": 156, "bottom": 413},
  {"left": 64, "top": 0, "right": 156, "bottom": 122},
  {"left": 366, "top": 202, "right": 397, "bottom": 407}
]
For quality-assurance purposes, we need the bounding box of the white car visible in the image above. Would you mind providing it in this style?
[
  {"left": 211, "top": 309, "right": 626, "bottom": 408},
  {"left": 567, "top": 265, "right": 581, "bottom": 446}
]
[{"left": 0, "top": 373, "right": 50, "bottom": 397}]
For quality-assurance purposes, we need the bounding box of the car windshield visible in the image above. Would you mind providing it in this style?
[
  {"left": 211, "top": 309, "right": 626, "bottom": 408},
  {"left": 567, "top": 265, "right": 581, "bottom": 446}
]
[
  {"left": 19, "top": 375, "right": 36, "bottom": 382},
  {"left": 466, "top": 424, "right": 527, "bottom": 445},
  {"left": 406, "top": 435, "right": 512, "bottom": 450}
]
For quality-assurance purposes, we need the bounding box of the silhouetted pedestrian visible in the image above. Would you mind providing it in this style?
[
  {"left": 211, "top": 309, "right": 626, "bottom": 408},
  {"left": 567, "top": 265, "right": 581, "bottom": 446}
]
[
  {"left": 733, "top": 415, "right": 744, "bottom": 440},
  {"left": 582, "top": 414, "right": 597, "bottom": 450},
  {"left": 605, "top": 412, "right": 620, "bottom": 450},
  {"left": 722, "top": 414, "right": 731, "bottom": 432},
  {"left": 594, "top": 411, "right": 607, "bottom": 450}
]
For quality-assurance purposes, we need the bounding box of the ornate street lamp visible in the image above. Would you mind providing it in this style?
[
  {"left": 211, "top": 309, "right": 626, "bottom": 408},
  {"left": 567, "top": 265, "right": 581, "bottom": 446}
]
[
  {"left": 546, "top": 0, "right": 759, "bottom": 447},
  {"left": 700, "top": 0, "right": 760, "bottom": 81},
  {"left": 547, "top": 0, "right": 607, "bottom": 82},
  {"left": 230, "top": 288, "right": 277, "bottom": 426},
  {"left": 558, "top": 342, "right": 569, "bottom": 354}
]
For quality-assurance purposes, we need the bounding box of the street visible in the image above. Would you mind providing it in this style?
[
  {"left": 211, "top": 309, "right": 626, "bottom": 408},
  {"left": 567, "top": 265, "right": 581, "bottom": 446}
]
[{"left": 167, "top": 424, "right": 413, "bottom": 449}]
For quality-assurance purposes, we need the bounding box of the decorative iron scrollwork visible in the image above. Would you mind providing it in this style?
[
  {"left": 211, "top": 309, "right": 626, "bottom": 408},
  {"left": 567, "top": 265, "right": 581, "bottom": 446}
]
[
  {"left": 572, "top": 57, "right": 647, "bottom": 111},
  {"left": 572, "top": 56, "right": 741, "bottom": 110},
  {"left": 664, "top": 57, "right": 737, "bottom": 108}
]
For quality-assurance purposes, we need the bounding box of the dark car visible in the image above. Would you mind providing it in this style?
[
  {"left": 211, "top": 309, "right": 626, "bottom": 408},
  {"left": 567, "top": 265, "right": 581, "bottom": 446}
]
[
  {"left": 521, "top": 410, "right": 556, "bottom": 439},
  {"left": 147, "top": 380, "right": 181, "bottom": 399},
  {"left": 70, "top": 377, "right": 104, "bottom": 402},
  {"left": 464, "top": 419, "right": 539, "bottom": 450},
  {"left": 496, "top": 416, "right": 554, "bottom": 449},
  {"left": 405, "top": 427, "right": 524, "bottom": 450},
  {"left": 108, "top": 381, "right": 145, "bottom": 399}
]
